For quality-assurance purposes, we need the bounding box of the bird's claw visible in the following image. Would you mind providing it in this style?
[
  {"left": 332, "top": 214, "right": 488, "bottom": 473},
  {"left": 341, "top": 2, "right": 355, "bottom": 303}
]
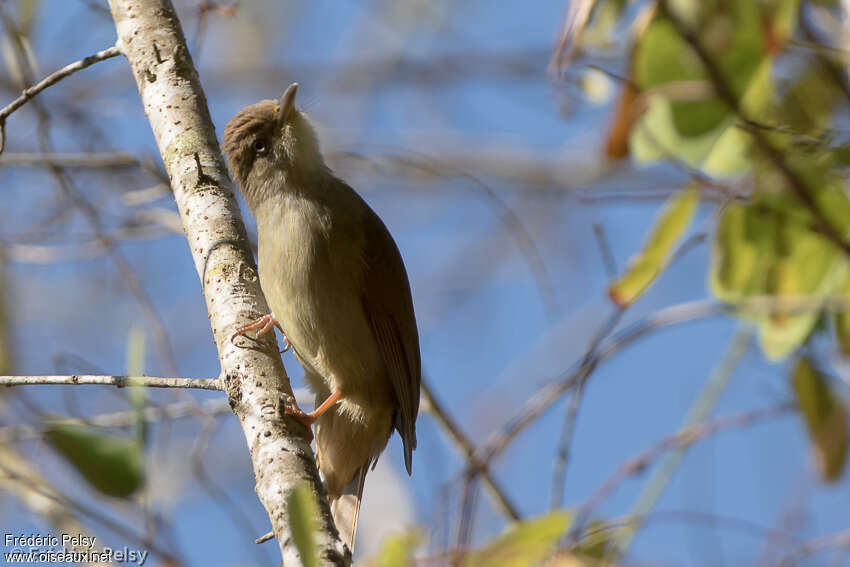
[
  {"left": 278, "top": 394, "right": 315, "bottom": 442},
  {"left": 231, "top": 313, "right": 286, "bottom": 349}
]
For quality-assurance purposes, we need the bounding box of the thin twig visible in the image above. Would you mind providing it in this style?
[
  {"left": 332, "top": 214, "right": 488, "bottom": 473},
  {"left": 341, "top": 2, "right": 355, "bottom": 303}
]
[
  {"left": 568, "top": 402, "right": 795, "bottom": 549},
  {"left": 421, "top": 378, "right": 521, "bottom": 521},
  {"left": 592, "top": 222, "right": 618, "bottom": 278},
  {"left": 0, "top": 374, "right": 221, "bottom": 390},
  {"left": 477, "top": 301, "right": 733, "bottom": 471},
  {"left": 776, "top": 524, "right": 850, "bottom": 565},
  {"left": 550, "top": 306, "right": 625, "bottom": 509},
  {"left": 0, "top": 45, "right": 121, "bottom": 154},
  {"left": 482, "top": 293, "right": 850, "bottom": 469},
  {"left": 550, "top": 219, "right": 705, "bottom": 509},
  {"left": 549, "top": 0, "right": 601, "bottom": 77},
  {"left": 607, "top": 329, "right": 753, "bottom": 556},
  {"left": 454, "top": 472, "right": 480, "bottom": 557}
]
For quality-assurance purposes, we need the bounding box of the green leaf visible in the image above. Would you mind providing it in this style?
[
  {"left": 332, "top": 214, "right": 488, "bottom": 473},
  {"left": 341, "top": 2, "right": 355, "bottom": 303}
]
[
  {"left": 608, "top": 185, "right": 699, "bottom": 306},
  {"left": 363, "top": 531, "right": 424, "bottom": 567},
  {"left": 634, "top": 18, "right": 728, "bottom": 137},
  {"left": 710, "top": 179, "right": 850, "bottom": 360},
  {"left": 630, "top": 58, "right": 773, "bottom": 176},
  {"left": 630, "top": 99, "right": 747, "bottom": 175},
  {"left": 45, "top": 422, "right": 144, "bottom": 498},
  {"left": 780, "top": 67, "right": 841, "bottom": 136},
  {"left": 630, "top": 3, "right": 775, "bottom": 175},
  {"left": 770, "top": 0, "right": 801, "bottom": 47},
  {"left": 288, "top": 483, "right": 320, "bottom": 567},
  {"left": 462, "top": 511, "right": 572, "bottom": 567},
  {"left": 792, "top": 357, "right": 848, "bottom": 481}
]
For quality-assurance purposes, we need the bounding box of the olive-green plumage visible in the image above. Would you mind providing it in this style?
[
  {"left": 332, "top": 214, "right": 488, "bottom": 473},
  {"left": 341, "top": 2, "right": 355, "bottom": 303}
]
[{"left": 222, "top": 84, "right": 420, "bottom": 551}]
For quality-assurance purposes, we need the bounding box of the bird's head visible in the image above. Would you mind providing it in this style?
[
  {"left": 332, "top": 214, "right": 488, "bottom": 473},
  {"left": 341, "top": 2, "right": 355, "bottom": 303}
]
[{"left": 222, "top": 83, "right": 325, "bottom": 210}]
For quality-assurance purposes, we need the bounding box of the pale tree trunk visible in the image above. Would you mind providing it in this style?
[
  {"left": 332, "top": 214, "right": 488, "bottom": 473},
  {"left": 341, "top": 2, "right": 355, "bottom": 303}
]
[{"left": 106, "top": 1, "right": 349, "bottom": 565}]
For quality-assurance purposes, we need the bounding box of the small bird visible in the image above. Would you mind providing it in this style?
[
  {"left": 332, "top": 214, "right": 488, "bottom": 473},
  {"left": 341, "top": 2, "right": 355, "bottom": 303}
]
[{"left": 222, "top": 83, "right": 420, "bottom": 551}]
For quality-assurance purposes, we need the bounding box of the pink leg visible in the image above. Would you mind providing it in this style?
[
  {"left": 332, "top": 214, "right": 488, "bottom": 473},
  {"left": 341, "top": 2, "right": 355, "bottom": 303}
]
[{"left": 284, "top": 391, "right": 343, "bottom": 427}]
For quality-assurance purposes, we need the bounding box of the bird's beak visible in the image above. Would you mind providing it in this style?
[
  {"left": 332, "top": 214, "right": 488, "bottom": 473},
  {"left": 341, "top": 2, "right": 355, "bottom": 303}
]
[{"left": 277, "top": 82, "right": 298, "bottom": 129}]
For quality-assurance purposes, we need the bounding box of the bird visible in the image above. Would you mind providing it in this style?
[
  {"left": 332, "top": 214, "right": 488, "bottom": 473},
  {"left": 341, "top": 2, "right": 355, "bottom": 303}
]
[{"left": 222, "top": 83, "right": 420, "bottom": 552}]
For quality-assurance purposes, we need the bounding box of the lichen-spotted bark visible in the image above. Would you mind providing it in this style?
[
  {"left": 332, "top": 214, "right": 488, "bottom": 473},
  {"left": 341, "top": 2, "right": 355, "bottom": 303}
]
[{"left": 106, "top": 1, "right": 349, "bottom": 564}]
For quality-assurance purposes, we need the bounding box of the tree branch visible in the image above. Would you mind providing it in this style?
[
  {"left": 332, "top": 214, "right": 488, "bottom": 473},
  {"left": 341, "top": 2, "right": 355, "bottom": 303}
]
[
  {"left": 420, "top": 378, "right": 521, "bottom": 522},
  {"left": 0, "top": 45, "right": 121, "bottom": 154},
  {"left": 106, "top": 0, "right": 348, "bottom": 564},
  {"left": 0, "top": 374, "right": 221, "bottom": 390}
]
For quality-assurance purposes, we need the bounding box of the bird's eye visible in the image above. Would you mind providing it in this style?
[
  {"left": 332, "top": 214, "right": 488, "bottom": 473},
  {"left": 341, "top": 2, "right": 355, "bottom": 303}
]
[{"left": 252, "top": 139, "right": 268, "bottom": 155}]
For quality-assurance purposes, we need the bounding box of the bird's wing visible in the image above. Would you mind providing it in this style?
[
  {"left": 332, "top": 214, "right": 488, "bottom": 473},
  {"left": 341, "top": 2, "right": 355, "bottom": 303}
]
[{"left": 360, "top": 207, "right": 421, "bottom": 474}]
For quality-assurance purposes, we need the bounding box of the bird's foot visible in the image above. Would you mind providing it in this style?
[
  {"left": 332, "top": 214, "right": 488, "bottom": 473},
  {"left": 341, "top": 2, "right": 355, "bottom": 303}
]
[
  {"left": 284, "top": 404, "right": 319, "bottom": 427},
  {"left": 281, "top": 391, "right": 344, "bottom": 428},
  {"left": 277, "top": 395, "right": 314, "bottom": 443},
  {"left": 231, "top": 313, "right": 289, "bottom": 351}
]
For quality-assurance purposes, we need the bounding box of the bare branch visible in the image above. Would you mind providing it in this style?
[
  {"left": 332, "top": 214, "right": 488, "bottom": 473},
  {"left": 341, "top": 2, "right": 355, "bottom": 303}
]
[
  {"left": 483, "top": 292, "right": 850, "bottom": 484},
  {"left": 550, "top": 306, "right": 625, "bottom": 509},
  {"left": 592, "top": 222, "right": 618, "bottom": 278},
  {"left": 477, "top": 300, "right": 733, "bottom": 469},
  {"left": 0, "top": 45, "right": 121, "bottom": 154},
  {"left": 0, "top": 374, "right": 221, "bottom": 389},
  {"left": 420, "top": 378, "right": 521, "bottom": 522},
  {"left": 778, "top": 528, "right": 850, "bottom": 567},
  {"left": 549, "top": 0, "right": 600, "bottom": 76}
]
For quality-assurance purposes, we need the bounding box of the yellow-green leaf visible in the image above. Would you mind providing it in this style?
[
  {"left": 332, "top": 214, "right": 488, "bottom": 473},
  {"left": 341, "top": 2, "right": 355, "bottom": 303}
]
[
  {"left": 570, "top": 518, "right": 619, "bottom": 562},
  {"left": 45, "top": 422, "right": 144, "bottom": 498},
  {"left": 630, "top": 3, "right": 774, "bottom": 175},
  {"left": 608, "top": 186, "right": 699, "bottom": 306},
  {"left": 288, "top": 483, "right": 320, "bottom": 567},
  {"left": 710, "top": 185, "right": 850, "bottom": 360},
  {"left": 462, "top": 511, "right": 572, "bottom": 567},
  {"left": 792, "top": 357, "right": 848, "bottom": 482}
]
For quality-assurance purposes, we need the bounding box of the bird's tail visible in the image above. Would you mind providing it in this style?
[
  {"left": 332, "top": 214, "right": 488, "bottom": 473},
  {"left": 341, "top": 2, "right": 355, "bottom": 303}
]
[{"left": 331, "top": 465, "right": 368, "bottom": 554}]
